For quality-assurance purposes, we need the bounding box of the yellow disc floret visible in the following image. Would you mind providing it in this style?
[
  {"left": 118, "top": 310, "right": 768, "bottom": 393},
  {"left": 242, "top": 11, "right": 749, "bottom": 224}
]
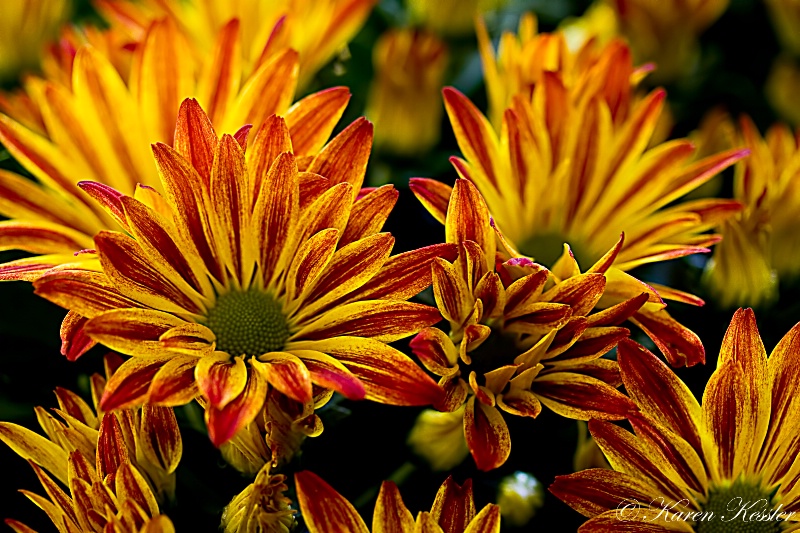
[{"left": 204, "top": 290, "right": 290, "bottom": 357}]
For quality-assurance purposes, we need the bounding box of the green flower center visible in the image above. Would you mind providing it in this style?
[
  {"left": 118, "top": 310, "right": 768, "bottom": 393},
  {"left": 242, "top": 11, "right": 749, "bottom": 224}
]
[
  {"left": 695, "top": 479, "right": 785, "bottom": 533},
  {"left": 519, "top": 232, "right": 594, "bottom": 269},
  {"left": 203, "top": 290, "right": 289, "bottom": 357}
]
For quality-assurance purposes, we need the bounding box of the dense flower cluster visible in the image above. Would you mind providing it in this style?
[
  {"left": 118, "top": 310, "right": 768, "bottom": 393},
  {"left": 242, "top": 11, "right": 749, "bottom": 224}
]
[{"left": 1, "top": 1, "right": 798, "bottom": 532}]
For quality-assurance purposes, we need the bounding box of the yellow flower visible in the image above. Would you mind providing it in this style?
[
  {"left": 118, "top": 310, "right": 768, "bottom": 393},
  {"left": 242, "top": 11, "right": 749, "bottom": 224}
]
[
  {"left": 705, "top": 116, "right": 800, "bottom": 308},
  {"left": 605, "top": 0, "right": 729, "bottom": 83},
  {"left": 766, "top": 0, "right": 800, "bottom": 56},
  {"left": 406, "top": 0, "right": 505, "bottom": 37},
  {"left": 0, "top": 0, "right": 71, "bottom": 83},
  {"left": 552, "top": 308, "right": 800, "bottom": 531},
  {"left": 366, "top": 28, "right": 448, "bottom": 156},
  {"left": 34, "top": 98, "right": 446, "bottom": 447},
  {"left": 295, "top": 471, "right": 501, "bottom": 532},
  {"left": 221, "top": 464, "right": 295, "bottom": 533},
  {"left": 93, "top": 0, "right": 376, "bottom": 87},
  {"left": 421, "top": 17, "right": 748, "bottom": 367},
  {"left": 0, "top": 357, "right": 179, "bottom": 532},
  {"left": 766, "top": 55, "right": 800, "bottom": 126},
  {"left": 0, "top": 17, "right": 353, "bottom": 284},
  {"left": 409, "top": 179, "right": 638, "bottom": 471}
]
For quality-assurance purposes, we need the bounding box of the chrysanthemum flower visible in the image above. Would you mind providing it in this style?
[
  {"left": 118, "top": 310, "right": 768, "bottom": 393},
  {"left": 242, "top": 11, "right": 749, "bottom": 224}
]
[
  {"left": 0, "top": 358, "right": 179, "bottom": 532},
  {"left": 406, "top": 0, "right": 505, "bottom": 37},
  {"left": 221, "top": 464, "right": 295, "bottom": 533},
  {"left": 366, "top": 28, "right": 448, "bottom": 156},
  {"left": 705, "top": 116, "right": 800, "bottom": 308},
  {"left": 0, "top": 16, "right": 351, "bottom": 283},
  {"left": 93, "top": 0, "right": 376, "bottom": 87},
  {"left": 551, "top": 308, "right": 800, "bottom": 531},
  {"left": 0, "top": 0, "right": 71, "bottom": 83},
  {"left": 409, "top": 179, "right": 638, "bottom": 471},
  {"left": 35, "top": 98, "right": 446, "bottom": 447},
  {"left": 295, "top": 471, "right": 501, "bottom": 532},
  {"left": 604, "top": 0, "right": 729, "bottom": 83},
  {"left": 420, "top": 18, "right": 748, "bottom": 367}
]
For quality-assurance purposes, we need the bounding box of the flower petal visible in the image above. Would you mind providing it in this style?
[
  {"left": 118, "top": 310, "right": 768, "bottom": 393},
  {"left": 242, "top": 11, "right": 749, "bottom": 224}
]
[
  {"left": 292, "top": 350, "right": 366, "bottom": 401},
  {"left": 373, "top": 481, "right": 415, "bottom": 533},
  {"left": 253, "top": 352, "right": 314, "bottom": 405},
  {"left": 430, "top": 476, "right": 476, "bottom": 531},
  {"left": 289, "top": 337, "right": 443, "bottom": 406},
  {"left": 206, "top": 366, "right": 267, "bottom": 446},
  {"left": 100, "top": 357, "right": 171, "bottom": 411},
  {"left": 464, "top": 397, "right": 510, "bottom": 471},
  {"left": 532, "top": 372, "right": 635, "bottom": 420},
  {"left": 195, "top": 355, "right": 248, "bottom": 409},
  {"left": 295, "top": 471, "right": 370, "bottom": 533},
  {"left": 85, "top": 308, "right": 185, "bottom": 356},
  {"left": 285, "top": 86, "right": 351, "bottom": 157},
  {"left": 306, "top": 117, "right": 373, "bottom": 190},
  {"left": 295, "top": 300, "right": 441, "bottom": 343},
  {"left": 340, "top": 185, "right": 398, "bottom": 246}
]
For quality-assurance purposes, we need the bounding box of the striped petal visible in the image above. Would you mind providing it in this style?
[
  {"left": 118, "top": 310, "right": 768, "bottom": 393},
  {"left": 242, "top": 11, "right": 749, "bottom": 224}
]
[
  {"left": 0, "top": 422, "right": 70, "bottom": 485},
  {"left": 100, "top": 357, "right": 172, "bottom": 411},
  {"left": 60, "top": 311, "right": 96, "bottom": 362},
  {"left": 195, "top": 355, "right": 248, "bottom": 409},
  {"left": 205, "top": 366, "right": 267, "bottom": 446},
  {"left": 373, "top": 481, "right": 415, "bottom": 533},
  {"left": 147, "top": 356, "right": 200, "bottom": 406},
  {"left": 252, "top": 352, "right": 313, "bottom": 405},
  {"left": 306, "top": 117, "right": 373, "bottom": 190},
  {"left": 631, "top": 307, "right": 705, "bottom": 367},
  {"left": 532, "top": 373, "right": 635, "bottom": 420},
  {"left": 84, "top": 308, "right": 186, "bottom": 357},
  {"left": 296, "top": 301, "right": 441, "bottom": 343},
  {"left": 285, "top": 87, "right": 350, "bottom": 157},
  {"left": 295, "top": 471, "right": 370, "bottom": 533},
  {"left": 346, "top": 244, "right": 458, "bottom": 302},
  {"left": 409, "top": 177, "right": 452, "bottom": 225},
  {"left": 446, "top": 180, "right": 495, "bottom": 273},
  {"left": 300, "top": 233, "right": 394, "bottom": 318},
  {"left": 464, "top": 505, "right": 501, "bottom": 533},
  {"left": 288, "top": 337, "right": 443, "bottom": 406},
  {"left": 464, "top": 397, "right": 510, "bottom": 471},
  {"left": 430, "top": 477, "right": 476, "bottom": 532},
  {"left": 340, "top": 185, "right": 398, "bottom": 246},
  {"left": 292, "top": 350, "right": 366, "bottom": 401},
  {"left": 617, "top": 339, "right": 703, "bottom": 454},
  {"left": 549, "top": 469, "right": 665, "bottom": 518}
]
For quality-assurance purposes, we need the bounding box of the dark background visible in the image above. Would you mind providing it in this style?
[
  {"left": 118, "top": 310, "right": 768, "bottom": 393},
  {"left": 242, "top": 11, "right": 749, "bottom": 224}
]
[{"left": 2, "top": 0, "right": 799, "bottom": 530}]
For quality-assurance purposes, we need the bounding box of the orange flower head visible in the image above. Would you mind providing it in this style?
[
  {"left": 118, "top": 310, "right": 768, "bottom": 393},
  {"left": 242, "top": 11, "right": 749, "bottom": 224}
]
[
  {"left": 705, "top": 116, "right": 800, "bottom": 308},
  {"left": 93, "top": 0, "right": 376, "bottom": 87},
  {"left": 366, "top": 28, "right": 448, "bottom": 156},
  {"left": 0, "top": 16, "right": 352, "bottom": 283},
  {"left": 417, "top": 17, "right": 749, "bottom": 368},
  {"left": 0, "top": 356, "right": 179, "bottom": 532},
  {"left": 409, "top": 179, "right": 640, "bottom": 471},
  {"left": 552, "top": 308, "right": 800, "bottom": 531},
  {"left": 34, "top": 98, "right": 447, "bottom": 447},
  {"left": 295, "top": 471, "right": 501, "bottom": 532}
]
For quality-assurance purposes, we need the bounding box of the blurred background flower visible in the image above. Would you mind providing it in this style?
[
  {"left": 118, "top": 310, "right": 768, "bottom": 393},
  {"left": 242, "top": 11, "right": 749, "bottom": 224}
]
[{"left": 0, "top": 0, "right": 72, "bottom": 84}]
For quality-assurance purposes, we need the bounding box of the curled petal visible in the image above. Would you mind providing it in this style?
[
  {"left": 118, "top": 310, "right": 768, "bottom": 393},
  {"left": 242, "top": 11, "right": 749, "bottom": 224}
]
[
  {"left": 464, "top": 397, "right": 510, "bottom": 471},
  {"left": 206, "top": 366, "right": 267, "bottom": 446}
]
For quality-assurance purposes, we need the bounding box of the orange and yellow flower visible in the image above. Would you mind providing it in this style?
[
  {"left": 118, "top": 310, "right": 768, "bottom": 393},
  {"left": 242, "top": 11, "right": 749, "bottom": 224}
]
[
  {"left": 0, "top": 0, "right": 71, "bottom": 83},
  {"left": 604, "top": 0, "right": 729, "bottom": 83},
  {"left": 0, "top": 16, "right": 352, "bottom": 283},
  {"left": 408, "top": 179, "right": 639, "bottom": 471},
  {"left": 705, "top": 116, "right": 800, "bottom": 308},
  {"left": 93, "top": 0, "right": 376, "bottom": 87},
  {"left": 34, "top": 98, "right": 446, "bottom": 447},
  {"left": 420, "top": 17, "right": 747, "bottom": 367},
  {"left": 551, "top": 308, "right": 800, "bottom": 531},
  {"left": 295, "top": 471, "right": 501, "bottom": 532},
  {"left": 1, "top": 356, "right": 179, "bottom": 532},
  {"left": 366, "top": 28, "right": 448, "bottom": 156}
]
